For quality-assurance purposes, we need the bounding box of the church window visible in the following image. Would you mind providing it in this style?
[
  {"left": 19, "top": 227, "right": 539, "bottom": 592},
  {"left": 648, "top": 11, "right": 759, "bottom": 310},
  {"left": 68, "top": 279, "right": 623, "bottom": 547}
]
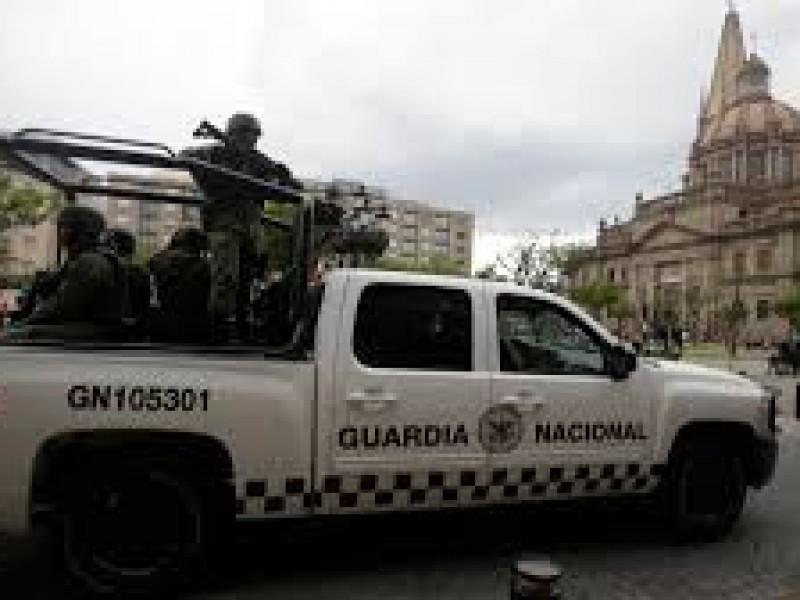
[
  {"left": 736, "top": 149, "right": 746, "bottom": 182},
  {"left": 770, "top": 148, "right": 779, "bottom": 181},
  {"left": 695, "top": 163, "right": 707, "bottom": 184},
  {"left": 756, "top": 247, "right": 773, "bottom": 273},
  {"left": 782, "top": 149, "right": 794, "bottom": 182},
  {"left": 608, "top": 268, "right": 615, "bottom": 283},
  {"left": 718, "top": 154, "right": 733, "bottom": 182},
  {"left": 748, "top": 149, "right": 766, "bottom": 180},
  {"left": 756, "top": 299, "right": 770, "bottom": 321},
  {"left": 733, "top": 251, "right": 746, "bottom": 278}
]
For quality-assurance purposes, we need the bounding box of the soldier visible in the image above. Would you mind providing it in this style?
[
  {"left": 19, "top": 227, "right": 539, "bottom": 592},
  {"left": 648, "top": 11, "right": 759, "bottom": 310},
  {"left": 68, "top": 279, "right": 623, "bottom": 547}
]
[
  {"left": 100, "top": 228, "right": 151, "bottom": 338},
  {"left": 182, "top": 113, "right": 300, "bottom": 342},
  {"left": 5, "top": 206, "right": 125, "bottom": 341},
  {"left": 148, "top": 228, "right": 211, "bottom": 344}
]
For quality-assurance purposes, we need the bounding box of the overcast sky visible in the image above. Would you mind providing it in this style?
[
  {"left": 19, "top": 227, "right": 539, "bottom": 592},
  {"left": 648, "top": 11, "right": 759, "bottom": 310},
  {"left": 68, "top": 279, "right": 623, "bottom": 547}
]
[{"left": 3, "top": 0, "right": 800, "bottom": 265}]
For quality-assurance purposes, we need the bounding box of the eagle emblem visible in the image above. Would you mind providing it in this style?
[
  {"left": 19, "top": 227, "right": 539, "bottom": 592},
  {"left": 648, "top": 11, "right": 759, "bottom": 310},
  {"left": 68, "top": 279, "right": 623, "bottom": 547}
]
[{"left": 479, "top": 404, "right": 523, "bottom": 454}]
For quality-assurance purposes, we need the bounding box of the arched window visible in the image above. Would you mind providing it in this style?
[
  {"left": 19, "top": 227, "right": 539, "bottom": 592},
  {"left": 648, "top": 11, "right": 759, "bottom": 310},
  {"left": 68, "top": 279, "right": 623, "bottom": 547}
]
[
  {"left": 782, "top": 148, "right": 794, "bottom": 182},
  {"left": 718, "top": 153, "right": 733, "bottom": 182},
  {"left": 748, "top": 149, "right": 766, "bottom": 180},
  {"left": 770, "top": 147, "right": 780, "bottom": 181},
  {"left": 736, "top": 149, "right": 746, "bottom": 182}
]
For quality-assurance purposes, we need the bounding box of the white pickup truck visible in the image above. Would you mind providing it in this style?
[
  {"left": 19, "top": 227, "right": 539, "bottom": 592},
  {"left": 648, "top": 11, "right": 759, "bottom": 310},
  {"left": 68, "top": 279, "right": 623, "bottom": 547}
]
[{"left": 0, "top": 269, "right": 778, "bottom": 596}]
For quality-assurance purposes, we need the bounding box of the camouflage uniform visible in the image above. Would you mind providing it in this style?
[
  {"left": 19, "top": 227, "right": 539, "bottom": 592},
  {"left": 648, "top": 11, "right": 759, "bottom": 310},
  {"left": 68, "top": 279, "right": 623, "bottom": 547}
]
[
  {"left": 182, "top": 113, "right": 299, "bottom": 340},
  {"left": 100, "top": 228, "right": 151, "bottom": 338},
  {"left": 148, "top": 229, "right": 211, "bottom": 343},
  {"left": 5, "top": 206, "right": 125, "bottom": 341}
]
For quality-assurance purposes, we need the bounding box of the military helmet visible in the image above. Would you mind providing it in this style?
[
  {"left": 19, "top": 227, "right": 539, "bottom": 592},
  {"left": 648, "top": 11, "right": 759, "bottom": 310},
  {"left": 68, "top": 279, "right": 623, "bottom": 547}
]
[
  {"left": 226, "top": 112, "right": 262, "bottom": 137},
  {"left": 57, "top": 205, "right": 106, "bottom": 242},
  {"left": 170, "top": 227, "right": 209, "bottom": 254},
  {"left": 100, "top": 228, "right": 136, "bottom": 258}
]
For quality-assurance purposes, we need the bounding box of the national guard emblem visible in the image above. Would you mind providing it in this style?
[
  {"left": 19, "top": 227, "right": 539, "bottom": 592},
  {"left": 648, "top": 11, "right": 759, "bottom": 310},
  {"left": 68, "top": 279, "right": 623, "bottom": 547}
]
[{"left": 479, "top": 404, "right": 523, "bottom": 454}]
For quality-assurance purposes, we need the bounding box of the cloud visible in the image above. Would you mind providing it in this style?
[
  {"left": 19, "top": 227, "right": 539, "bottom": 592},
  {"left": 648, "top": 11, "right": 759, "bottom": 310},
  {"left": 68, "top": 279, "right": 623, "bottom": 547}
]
[{"left": 2, "top": 0, "right": 799, "bottom": 247}]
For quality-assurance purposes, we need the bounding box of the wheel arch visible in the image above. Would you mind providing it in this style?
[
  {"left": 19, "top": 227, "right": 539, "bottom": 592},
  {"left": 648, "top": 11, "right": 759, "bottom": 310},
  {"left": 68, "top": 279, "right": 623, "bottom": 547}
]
[
  {"left": 29, "top": 429, "right": 236, "bottom": 523},
  {"left": 665, "top": 420, "right": 762, "bottom": 487}
]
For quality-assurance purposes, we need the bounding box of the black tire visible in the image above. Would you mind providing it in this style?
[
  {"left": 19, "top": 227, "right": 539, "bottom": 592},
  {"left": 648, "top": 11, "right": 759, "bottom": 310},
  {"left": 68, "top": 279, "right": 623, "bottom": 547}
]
[
  {"left": 662, "top": 437, "right": 747, "bottom": 542},
  {"left": 35, "top": 456, "right": 226, "bottom": 598}
]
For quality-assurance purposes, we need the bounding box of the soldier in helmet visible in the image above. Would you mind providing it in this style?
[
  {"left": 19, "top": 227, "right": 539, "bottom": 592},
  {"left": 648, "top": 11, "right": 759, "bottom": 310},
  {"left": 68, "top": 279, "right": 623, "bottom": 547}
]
[
  {"left": 182, "top": 112, "right": 300, "bottom": 342},
  {"left": 5, "top": 206, "right": 125, "bottom": 341},
  {"left": 148, "top": 228, "right": 211, "bottom": 344},
  {"left": 99, "top": 228, "right": 152, "bottom": 339}
]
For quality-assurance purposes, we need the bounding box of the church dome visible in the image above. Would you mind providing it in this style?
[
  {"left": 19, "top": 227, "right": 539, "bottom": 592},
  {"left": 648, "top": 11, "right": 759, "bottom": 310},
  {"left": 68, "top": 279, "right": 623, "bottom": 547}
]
[
  {"left": 700, "top": 50, "right": 800, "bottom": 146},
  {"left": 701, "top": 95, "right": 800, "bottom": 146}
]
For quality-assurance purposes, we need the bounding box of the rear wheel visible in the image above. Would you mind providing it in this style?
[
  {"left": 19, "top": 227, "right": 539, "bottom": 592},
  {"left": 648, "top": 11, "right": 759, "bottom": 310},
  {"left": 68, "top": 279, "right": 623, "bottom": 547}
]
[
  {"left": 663, "top": 437, "right": 747, "bottom": 542},
  {"left": 37, "top": 457, "right": 223, "bottom": 597}
]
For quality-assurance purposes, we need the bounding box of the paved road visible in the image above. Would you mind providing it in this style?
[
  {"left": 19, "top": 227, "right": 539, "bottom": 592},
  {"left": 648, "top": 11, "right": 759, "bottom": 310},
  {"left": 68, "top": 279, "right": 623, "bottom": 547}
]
[{"left": 2, "top": 420, "right": 800, "bottom": 599}]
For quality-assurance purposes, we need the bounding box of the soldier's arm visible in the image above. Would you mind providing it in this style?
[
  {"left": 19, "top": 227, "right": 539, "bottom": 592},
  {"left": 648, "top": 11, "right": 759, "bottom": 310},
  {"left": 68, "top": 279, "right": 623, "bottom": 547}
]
[{"left": 273, "top": 162, "right": 302, "bottom": 190}]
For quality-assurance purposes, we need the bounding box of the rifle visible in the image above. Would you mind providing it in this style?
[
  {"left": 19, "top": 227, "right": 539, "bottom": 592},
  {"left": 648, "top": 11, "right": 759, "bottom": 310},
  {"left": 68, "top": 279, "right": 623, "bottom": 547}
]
[{"left": 192, "top": 120, "right": 229, "bottom": 145}]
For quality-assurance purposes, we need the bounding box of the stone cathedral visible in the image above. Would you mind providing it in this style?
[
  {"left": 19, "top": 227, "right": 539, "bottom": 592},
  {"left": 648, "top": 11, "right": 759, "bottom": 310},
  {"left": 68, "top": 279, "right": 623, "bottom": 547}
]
[{"left": 569, "top": 6, "right": 800, "bottom": 344}]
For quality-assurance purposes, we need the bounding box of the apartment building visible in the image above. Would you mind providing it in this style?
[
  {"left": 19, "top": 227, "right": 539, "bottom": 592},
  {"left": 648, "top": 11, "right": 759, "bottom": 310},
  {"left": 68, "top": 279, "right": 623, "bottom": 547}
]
[
  {"left": 83, "top": 171, "right": 201, "bottom": 253},
  {"left": 304, "top": 179, "right": 475, "bottom": 275}
]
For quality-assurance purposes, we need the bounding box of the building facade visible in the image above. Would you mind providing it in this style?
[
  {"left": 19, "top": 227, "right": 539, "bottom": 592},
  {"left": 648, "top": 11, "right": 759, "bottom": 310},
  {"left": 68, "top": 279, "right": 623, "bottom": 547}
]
[
  {"left": 82, "top": 172, "right": 201, "bottom": 254},
  {"left": 569, "top": 7, "right": 800, "bottom": 344},
  {"left": 304, "top": 179, "right": 475, "bottom": 275}
]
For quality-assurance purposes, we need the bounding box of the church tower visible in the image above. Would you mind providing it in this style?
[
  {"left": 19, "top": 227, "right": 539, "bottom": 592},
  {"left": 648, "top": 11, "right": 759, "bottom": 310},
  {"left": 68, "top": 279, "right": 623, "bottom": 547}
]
[{"left": 697, "top": 5, "right": 746, "bottom": 139}]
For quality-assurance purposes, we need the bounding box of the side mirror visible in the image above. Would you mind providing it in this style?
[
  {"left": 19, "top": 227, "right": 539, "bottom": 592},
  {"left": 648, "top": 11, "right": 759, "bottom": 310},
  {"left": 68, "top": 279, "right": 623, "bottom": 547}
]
[{"left": 606, "top": 344, "right": 637, "bottom": 381}]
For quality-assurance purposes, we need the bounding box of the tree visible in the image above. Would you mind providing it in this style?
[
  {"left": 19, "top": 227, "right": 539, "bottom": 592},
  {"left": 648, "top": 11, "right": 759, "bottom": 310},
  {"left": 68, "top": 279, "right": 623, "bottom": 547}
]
[
  {"left": 567, "top": 283, "right": 625, "bottom": 320},
  {"left": 484, "top": 235, "right": 589, "bottom": 292},
  {"left": 0, "top": 171, "right": 61, "bottom": 267},
  {"left": 0, "top": 173, "right": 59, "bottom": 230},
  {"left": 374, "top": 253, "right": 464, "bottom": 276},
  {"left": 475, "top": 264, "right": 508, "bottom": 282},
  {"left": 777, "top": 287, "right": 800, "bottom": 330}
]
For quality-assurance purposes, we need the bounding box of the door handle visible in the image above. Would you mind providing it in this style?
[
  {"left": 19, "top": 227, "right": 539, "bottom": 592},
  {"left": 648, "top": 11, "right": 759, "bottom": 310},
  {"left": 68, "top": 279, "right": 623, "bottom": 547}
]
[
  {"left": 347, "top": 389, "right": 397, "bottom": 412},
  {"left": 501, "top": 390, "right": 545, "bottom": 409}
]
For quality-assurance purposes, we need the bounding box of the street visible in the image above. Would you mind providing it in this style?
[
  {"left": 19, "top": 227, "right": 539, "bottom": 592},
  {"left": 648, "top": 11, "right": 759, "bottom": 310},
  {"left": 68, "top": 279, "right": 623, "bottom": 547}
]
[{"left": 0, "top": 419, "right": 798, "bottom": 599}]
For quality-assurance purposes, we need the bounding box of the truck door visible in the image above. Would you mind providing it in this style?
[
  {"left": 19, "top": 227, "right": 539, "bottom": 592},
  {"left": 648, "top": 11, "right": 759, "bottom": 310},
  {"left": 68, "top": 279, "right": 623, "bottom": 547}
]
[
  {"left": 487, "top": 292, "right": 656, "bottom": 499},
  {"left": 324, "top": 279, "right": 492, "bottom": 514}
]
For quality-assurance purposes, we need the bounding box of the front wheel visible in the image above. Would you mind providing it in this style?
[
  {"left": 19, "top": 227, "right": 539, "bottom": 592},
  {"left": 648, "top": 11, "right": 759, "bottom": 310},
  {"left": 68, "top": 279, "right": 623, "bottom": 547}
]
[{"left": 662, "top": 438, "right": 747, "bottom": 542}]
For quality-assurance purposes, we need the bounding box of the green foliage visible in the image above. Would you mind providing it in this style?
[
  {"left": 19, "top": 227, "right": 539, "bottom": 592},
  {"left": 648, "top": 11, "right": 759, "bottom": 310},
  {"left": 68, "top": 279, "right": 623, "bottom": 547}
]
[
  {"left": 567, "top": 283, "right": 624, "bottom": 318},
  {"left": 777, "top": 287, "right": 800, "bottom": 328},
  {"left": 0, "top": 171, "right": 61, "bottom": 267},
  {"left": 487, "top": 238, "right": 588, "bottom": 291},
  {"left": 475, "top": 264, "right": 508, "bottom": 281},
  {"left": 374, "top": 253, "right": 465, "bottom": 276},
  {"left": 0, "top": 172, "right": 60, "bottom": 231}
]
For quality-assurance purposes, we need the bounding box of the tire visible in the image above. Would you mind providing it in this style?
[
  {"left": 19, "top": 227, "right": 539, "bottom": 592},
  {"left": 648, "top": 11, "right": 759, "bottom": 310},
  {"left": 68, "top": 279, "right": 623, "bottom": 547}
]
[
  {"left": 36, "top": 456, "right": 225, "bottom": 598},
  {"left": 662, "top": 437, "right": 747, "bottom": 542}
]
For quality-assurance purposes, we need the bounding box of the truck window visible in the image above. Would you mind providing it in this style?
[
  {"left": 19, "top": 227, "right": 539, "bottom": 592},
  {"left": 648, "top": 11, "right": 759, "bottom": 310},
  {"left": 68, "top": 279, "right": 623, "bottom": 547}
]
[
  {"left": 353, "top": 284, "right": 472, "bottom": 371},
  {"left": 496, "top": 294, "right": 606, "bottom": 376}
]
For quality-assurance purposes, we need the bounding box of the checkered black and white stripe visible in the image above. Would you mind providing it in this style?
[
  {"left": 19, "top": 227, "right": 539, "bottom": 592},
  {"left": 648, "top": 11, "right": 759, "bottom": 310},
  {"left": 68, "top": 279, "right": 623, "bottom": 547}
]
[{"left": 236, "top": 462, "right": 665, "bottom": 517}]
